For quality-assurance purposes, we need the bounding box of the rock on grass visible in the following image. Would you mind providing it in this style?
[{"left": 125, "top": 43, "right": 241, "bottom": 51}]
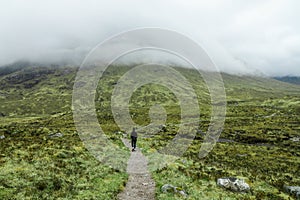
[{"left": 217, "top": 177, "right": 250, "bottom": 192}]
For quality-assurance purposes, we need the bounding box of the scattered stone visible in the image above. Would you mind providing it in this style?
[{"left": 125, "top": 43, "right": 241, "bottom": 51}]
[
  {"left": 161, "top": 184, "right": 187, "bottom": 198},
  {"left": 264, "top": 113, "right": 276, "bottom": 118},
  {"left": 159, "top": 125, "right": 167, "bottom": 132},
  {"left": 290, "top": 137, "right": 300, "bottom": 142},
  {"left": 114, "top": 131, "right": 127, "bottom": 137},
  {"left": 48, "top": 132, "right": 64, "bottom": 138},
  {"left": 284, "top": 186, "right": 300, "bottom": 199},
  {"left": 251, "top": 143, "right": 273, "bottom": 147},
  {"left": 178, "top": 190, "right": 187, "bottom": 197},
  {"left": 114, "top": 131, "right": 123, "bottom": 135},
  {"left": 235, "top": 130, "right": 246, "bottom": 135},
  {"left": 217, "top": 177, "right": 250, "bottom": 192},
  {"left": 218, "top": 138, "right": 234, "bottom": 143},
  {"left": 0, "top": 135, "right": 5, "bottom": 139},
  {"left": 161, "top": 184, "right": 174, "bottom": 193},
  {"left": 236, "top": 154, "right": 248, "bottom": 157}
]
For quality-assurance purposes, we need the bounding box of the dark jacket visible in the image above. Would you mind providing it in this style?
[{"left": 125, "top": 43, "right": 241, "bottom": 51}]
[{"left": 131, "top": 129, "right": 137, "bottom": 138}]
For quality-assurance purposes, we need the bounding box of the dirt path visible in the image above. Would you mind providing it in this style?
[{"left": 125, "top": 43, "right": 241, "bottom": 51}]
[{"left": 117, "top": 138, "right": 156, "bottom": 200}]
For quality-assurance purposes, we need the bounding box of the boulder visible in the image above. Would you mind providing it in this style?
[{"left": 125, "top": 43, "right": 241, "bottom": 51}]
[
  {"left": 161, "top": 184, "right": 187, "bottom": 198},
  {"left": 161, "top": 184, "right": 174, "bottom": 193},
  {"left": 217, "top": 177, "right": 250, "bottom": 192},
  {"left": 284, "top": 186, "right": 300, "bottom": 199}
]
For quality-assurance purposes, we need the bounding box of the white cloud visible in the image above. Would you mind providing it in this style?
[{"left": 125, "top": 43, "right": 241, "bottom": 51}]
[{"left": 0, "top": 0, "right": 299, "bottom": 76}]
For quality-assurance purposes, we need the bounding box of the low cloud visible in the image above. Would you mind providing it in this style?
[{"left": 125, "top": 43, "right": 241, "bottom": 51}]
[{"left": 0, "top": 0, "right": 299, "bottom": 76}]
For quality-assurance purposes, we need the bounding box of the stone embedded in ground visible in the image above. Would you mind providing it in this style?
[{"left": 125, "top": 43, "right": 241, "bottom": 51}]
[
  {"left": 114, "top": 131, "right": 123, "bottom": 135},
  {"left": 290, "top": 137, "right": 300, "bottom": 142},
  {"left": 177, "top": 190, "right": 188, "bottom": 197},
  {"left": 159, "top": 124, "right": 167, "bottom": 132},
  {"left": 48, "top": 132, "right": 64, "bottom": 138},
  {"left": 236, "top": 154, "right": 248, "bottom": 157},
  {"left": 161, "top": 184, "right": 187, "bottom": 198},
  {"left": 217, "top": 177, "right": 250, "bottom": 192},
  {"left": 284, "top": 186, "right": 300, "bottom": 199},
  {"left": 218, "top": 138, "right": 235, "bottom": 143},
  {"left": 161, "top": 184, "right": 175, "bottom": 193}
]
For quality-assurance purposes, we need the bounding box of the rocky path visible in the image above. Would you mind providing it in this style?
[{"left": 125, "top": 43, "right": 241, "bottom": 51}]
[{"left": 117, "top": 138, "right": 156, "bottom": 200}]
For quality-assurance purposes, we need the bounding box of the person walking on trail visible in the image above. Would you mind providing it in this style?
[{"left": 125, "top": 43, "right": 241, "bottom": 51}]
[{"left": 131, "top": 128, "right": 137, "bottom": 152}]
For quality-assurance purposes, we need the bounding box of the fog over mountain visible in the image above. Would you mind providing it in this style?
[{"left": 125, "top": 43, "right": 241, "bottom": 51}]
[{"left": 0, "top": 0, "right": 300, "bottom": 76}]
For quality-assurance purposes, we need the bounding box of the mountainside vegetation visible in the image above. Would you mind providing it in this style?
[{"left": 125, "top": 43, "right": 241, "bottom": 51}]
[
  {"left": 274, "top": 76, "right": 300, "bottom": 85},
  {"left": 0, "top": 62, "right": 299, "bottom": 199}
]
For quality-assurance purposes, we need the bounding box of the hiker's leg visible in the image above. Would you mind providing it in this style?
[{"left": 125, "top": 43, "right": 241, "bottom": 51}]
[{"left": 134, "top": 138, "right": 137, "bottom": 149}]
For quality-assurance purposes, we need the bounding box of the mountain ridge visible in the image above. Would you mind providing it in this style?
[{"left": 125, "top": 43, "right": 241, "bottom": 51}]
[
  {"left": 1, "top": 63, "right": 299, "bottom": 117},
  {"left": 273, "top": 76, "right": 300, "bottom": 85}
]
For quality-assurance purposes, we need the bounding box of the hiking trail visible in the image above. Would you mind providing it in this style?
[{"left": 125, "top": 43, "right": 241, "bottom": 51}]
[{"left": 117, "top": 138, "right": 156, "bottom": 200}]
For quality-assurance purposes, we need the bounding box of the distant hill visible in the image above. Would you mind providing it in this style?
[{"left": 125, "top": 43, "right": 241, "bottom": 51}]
[
  {"left": 0, "top": 62, "right": 299, "bottom": 117},
  {"left": 0, "top": 61, "right": 32, "bottom": 76},
  {"left": 0, "top": 62, "right": 76, "bottom": 117},
  {"left": 273, "top": 76, "right": 300, "bottom": 85}
]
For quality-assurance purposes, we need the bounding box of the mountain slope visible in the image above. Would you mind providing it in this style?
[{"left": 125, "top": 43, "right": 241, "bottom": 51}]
[
  {"left": 274, "top": 76, "right": 300, "bottom": 85},
  {"left": 0, "top": 63, "right": 299, "bottom": 199},
  {"left": 0, "top": 64, "right": 76, "bottom": 116}
]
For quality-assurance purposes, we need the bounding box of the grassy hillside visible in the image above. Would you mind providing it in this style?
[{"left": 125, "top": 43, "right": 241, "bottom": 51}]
[
  {"left": 274, "top": 76, "right": 300, "bottom": 85},
  {"left": 0, "top": 63, "right": 299, "bottom": 199}
]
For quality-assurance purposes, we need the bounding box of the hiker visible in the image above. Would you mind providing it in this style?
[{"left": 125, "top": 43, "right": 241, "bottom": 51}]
[{"left": 131, "top": 127, "right": 137, "bottom": 152}]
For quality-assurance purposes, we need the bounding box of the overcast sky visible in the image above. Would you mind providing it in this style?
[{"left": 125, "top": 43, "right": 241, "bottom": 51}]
[{"left": 0, "top": 0, "right": 299, "bottom": 76}]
